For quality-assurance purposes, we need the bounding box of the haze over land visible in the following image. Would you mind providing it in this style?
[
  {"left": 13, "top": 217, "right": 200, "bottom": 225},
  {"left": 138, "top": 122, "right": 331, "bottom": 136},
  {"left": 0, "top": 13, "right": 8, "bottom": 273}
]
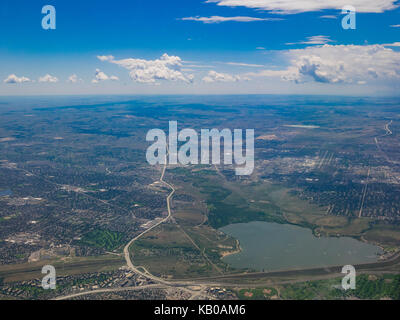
[
  {"left": 1, "top": 0, "right": 400, "bottom": 300},
  {"left": 0, "top": 95, "right": 400, "bottom": 299}
]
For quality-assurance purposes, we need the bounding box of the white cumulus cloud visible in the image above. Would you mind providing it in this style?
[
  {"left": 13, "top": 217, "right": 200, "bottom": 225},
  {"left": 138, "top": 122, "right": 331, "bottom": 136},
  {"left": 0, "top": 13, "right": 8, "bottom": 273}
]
[
  {"left": 382, "top": 42, "right": 400, "bottom": 47},
  {"left": 95, "top": 69, "right": 109, "bottom": 81},
  {"left": 97, "top": 55, "right": 115, "bottom": 62},
  {"left": 100, "top": 53, "right": 194, "bottom": 84},
  {"left": 247, "top": 44, "right": 400, "bottom": 84},
  {"left": 92, "top": 69, "right": 119, "bottom": 83},
  {"left": 67, "top": 74, "right": 82, "bottom": 83},
  {"left": 202, "top": 70, "right": 242, "bottom": 83},
  {"left": 38, "top": 74, "right": 58, "bottom": 83},
  {"left": 4, "top": 74, "right": 31, "bottom": 84},
  {"left": 206, "top": 0, "right": 399, "bottom": 14},
  {"left": 180, "top": 16, "right": 282, "bottom": 23}
]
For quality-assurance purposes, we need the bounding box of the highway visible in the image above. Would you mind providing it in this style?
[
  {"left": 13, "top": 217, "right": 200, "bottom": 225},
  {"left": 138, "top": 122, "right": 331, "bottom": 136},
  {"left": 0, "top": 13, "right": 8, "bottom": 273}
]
[
  {"left": 122, "top": 146, "right": 175, "bottom": 286},
  {"left": 55, "top": 284, "right": 168, "bottom": 300},
  {"left": 384, "top": 120, "right": 393, "bottom": 136},
  {"left": 55, "top": 145, "right": 216, "bottom": 300},
  {"left": 55, "top": 138, "right": 400, "bottom": 300}
]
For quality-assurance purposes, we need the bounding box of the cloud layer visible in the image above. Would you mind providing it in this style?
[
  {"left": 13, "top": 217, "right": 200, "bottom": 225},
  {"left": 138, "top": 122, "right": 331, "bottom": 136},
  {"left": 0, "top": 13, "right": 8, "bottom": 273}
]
[
  {"left": 202, "top": 70, "right": 242, "bottom": 82},
  {"left": 206, "top": 0, "right": 399, "bottom": 14},
  {"left": 92, "top": 69, "right": 119, "bottom": 83},
  {"left": 248, "top": 44, "right": 400, "bottom": 84},
  {"left": 4, "top": 74, "right": 31, "bottom": 84},
  {"left": 286, "top": 35, "right": 334, "bottom": 45},
  {"left": 38, "top": 74, "right": 58, "bottom": 83},
  {"left": 180, "top": 16, "right": 281, "bottom": 23},
  {"left": 67, "top": 74, "right": 81, "bottom": 83},
  {"left": 100, "top": 54, "right": 194, "bottom": 84}
]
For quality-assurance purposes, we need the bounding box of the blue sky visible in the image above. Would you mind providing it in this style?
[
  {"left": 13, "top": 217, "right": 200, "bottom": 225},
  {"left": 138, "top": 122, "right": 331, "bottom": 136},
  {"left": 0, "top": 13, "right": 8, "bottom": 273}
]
[{"left": 1, "top": 0, "right": 400, "bottom": 95}]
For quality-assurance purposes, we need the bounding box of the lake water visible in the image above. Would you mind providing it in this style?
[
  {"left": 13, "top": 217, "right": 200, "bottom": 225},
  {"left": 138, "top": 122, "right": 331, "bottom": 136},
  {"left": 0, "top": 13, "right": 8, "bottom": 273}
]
[
  {"left": 0, "top": 189, "right": 12, "bottom": 196},
  {"left": 220, "top": 221, "right": 383, "bottom": 272}
]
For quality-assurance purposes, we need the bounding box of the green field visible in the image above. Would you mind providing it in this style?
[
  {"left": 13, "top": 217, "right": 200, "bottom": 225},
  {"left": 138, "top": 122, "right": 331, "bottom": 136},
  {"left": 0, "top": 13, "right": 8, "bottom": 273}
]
[
  {"left": 170, "top": 167, "right": 400, "bottom": 250},
  {"left": 80, "top": 229, "right": 126, "bottom": 251},
  {"left": 235, "top": 274, "right": 400, "bottom": 300}
]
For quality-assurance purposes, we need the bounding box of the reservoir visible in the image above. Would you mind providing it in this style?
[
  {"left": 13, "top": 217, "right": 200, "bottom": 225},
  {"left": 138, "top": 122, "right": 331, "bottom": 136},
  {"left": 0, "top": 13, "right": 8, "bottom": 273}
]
[{"left": 220, "top": 221, "right": 383, "bottom": 272}]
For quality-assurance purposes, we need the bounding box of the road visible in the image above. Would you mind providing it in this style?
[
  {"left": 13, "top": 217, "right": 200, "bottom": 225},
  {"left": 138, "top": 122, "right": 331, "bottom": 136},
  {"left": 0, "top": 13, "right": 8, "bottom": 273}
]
[
  {"left": 54, "top": 284, "right": 168, "bottom": 300},
  {"left": 55, "top": 152, "right": 212, "bottom": 299},
  {"left": 122, "top": 147, "right": 175, "bottom": 286},
  {"left": 384, "top": 120, "right": 393, "bottom": 136},
  {"left": 55, "top": 145, "right": 217, "bottom": 300},
  {"left": 358, "top": 167, "right": 370, "bottom": 218},
  {"left": 55, "top": 247, "right": 400, "bottom": 299},
  {"left": 55, "top": 130, "right": 400, "bottom": 300}
]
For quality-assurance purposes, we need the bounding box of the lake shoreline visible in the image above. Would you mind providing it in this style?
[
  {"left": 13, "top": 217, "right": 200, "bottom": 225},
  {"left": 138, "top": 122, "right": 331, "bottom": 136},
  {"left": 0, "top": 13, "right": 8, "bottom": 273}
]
[
  {"left": 220, "top": 239, "right": 242, "bottom": 258},
  {"left": 219, "top": 221, "right": 383, "bottom": 272}
]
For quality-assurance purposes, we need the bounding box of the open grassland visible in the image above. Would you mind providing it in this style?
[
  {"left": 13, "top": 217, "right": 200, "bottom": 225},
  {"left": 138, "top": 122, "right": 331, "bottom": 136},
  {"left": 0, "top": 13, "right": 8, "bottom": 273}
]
[
  {"left": 170, "top": 167, "right": 400, "bottom": 249},
  {"left": 130, "top": 219, "right": 240, "bottom": 279},
  {"left": 364, "top": 224, "right": 400, "bottom": 247},
  {"left": 80, "top": 229, "right": 126, "bottom": 252},
  {"left": 131, "top": 223, "right": 215, "bottom": 279},
  {"left": 133, "top": 165, "right": 400, "bottom": 280}
]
